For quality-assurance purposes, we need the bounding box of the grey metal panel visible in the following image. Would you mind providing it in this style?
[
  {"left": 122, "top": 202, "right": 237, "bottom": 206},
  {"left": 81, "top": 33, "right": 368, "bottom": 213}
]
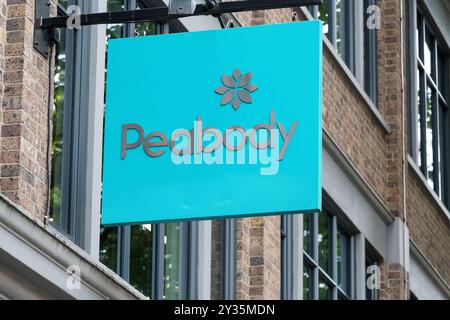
[{"left": 82, "top": 0, "right": 107, "bottom": 258}]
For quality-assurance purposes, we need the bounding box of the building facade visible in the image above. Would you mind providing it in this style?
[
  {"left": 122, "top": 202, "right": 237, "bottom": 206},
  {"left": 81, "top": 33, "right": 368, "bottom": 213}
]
[{"left": 0, "top": 0, "right": 449, "bottom": 300}]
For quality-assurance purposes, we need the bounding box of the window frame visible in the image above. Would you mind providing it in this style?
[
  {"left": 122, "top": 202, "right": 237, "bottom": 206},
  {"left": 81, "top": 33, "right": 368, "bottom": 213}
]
[
  {"left": 282, "top": 197, "right": 360, "bottom": 301},
  {"left": 302, "top": 210, "right": 353, "bottom": 300}
]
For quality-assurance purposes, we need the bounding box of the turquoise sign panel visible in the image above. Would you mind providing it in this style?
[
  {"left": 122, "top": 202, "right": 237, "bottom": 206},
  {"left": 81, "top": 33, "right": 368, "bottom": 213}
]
[{"left": 102, "top": 21, "right": 322, "bottom": 225}]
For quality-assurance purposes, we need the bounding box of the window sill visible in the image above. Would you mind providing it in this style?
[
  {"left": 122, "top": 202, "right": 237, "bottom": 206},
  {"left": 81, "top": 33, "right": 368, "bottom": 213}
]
[
  {"left": 407, "top": 155, "right": 450, "bottom": 222},
  {"left": 298, "top": 7, "right": 391, "bottom": 134}
]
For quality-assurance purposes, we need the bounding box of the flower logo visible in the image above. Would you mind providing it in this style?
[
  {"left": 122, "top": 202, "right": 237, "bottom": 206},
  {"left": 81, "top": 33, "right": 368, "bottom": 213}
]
[{"left": 215, "top": 68, "right": 259, "bottom": 110}]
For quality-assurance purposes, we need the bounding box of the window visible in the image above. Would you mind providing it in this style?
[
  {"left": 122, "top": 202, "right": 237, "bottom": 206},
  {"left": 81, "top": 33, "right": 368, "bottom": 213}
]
[
  {"left": 310, "top": 1, "right": 379, "bottom": 104},
  {"left": 310, "top": 0, "right": 355, "bottom": 73},
  {"left": 303, "top": 210, "right": 353, "bottom": 300},
  {"left": 49, "top": 3, "right": 67, "bottom": 229},
  {"left": 414, "top": 11, "right": 449, "bottom": 206}
]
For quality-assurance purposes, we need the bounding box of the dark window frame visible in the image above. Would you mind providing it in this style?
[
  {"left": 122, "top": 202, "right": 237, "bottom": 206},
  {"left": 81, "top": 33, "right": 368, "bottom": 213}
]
[{"left": 281, "top": 198, "right": 355, "bottom": 300}]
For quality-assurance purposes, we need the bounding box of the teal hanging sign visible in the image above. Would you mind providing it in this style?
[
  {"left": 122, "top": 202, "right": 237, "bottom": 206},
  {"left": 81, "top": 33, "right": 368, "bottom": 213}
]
[{"left": 102, "top": 21, "right": 322, "bottom": 225}]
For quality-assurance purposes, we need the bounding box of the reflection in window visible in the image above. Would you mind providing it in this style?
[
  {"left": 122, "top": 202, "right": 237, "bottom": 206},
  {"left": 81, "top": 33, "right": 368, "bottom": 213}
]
[
  {"left": 318, "top": 213, "right": 330, "bottom": 274},
  {"left": 426, "top": 86, "right": 434, "bottom": 188},
  {"left": 50, "top": 25, "right": 66, "bottom": 226},
  {"left": 99, "top": 227, "right": 118, "bottom": 272},
  {"left": 164, "top": 223, "right": 181, "bottom": 300},
  {"left": 335, "top": 0, "right": 343, "bottom": 56},
  {"left": 318, "top": 0, "right": 330, "bottom": 36},
  {"left": 130, "top": 225, "right": 153, "bottom": 296},
  {"left": 319, "top": 279, "right": 332, "bottom": 300},
  {"left": 337, "top": 228, "right": 350, "bottom": 294},
  {"left": 303, "top": 213, "right": 312, "bottom": 256},
  {"left": 303, "top": 265, "right": 313, "bottom": 300}
]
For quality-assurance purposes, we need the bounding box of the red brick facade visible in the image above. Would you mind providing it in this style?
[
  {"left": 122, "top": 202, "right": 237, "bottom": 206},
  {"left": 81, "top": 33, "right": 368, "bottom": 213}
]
[{"left": 0, "top": 0, "right": 56, "bottom": 221}]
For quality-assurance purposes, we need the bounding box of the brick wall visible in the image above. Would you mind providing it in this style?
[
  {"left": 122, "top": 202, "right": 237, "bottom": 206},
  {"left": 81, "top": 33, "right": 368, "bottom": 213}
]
[
  {"left": 406, "top": 166, "right": 450, "bottom": 285},
  {"left": 379, "top": 263, "right": 408, "bottom": 300},
  {"left": 0, "top": 0, "right": 56, "bottom": 221},
  {"left": 0, "top": 1, "right": 5, "bottom": 154}
]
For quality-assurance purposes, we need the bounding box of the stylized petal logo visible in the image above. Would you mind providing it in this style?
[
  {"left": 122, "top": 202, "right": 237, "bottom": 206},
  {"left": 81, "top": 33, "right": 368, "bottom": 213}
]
[{"left": 215, "top": 68, "right": 259, "bottom": 110}]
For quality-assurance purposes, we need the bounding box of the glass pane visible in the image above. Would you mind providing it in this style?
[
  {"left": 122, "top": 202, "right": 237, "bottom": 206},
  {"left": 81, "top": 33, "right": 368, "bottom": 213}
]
[
  {"left": 318, "top": 213, "right": 331, "bottom": 274},
  {"left": 99, "top": 227, "right": 118, "bottom": 272},
  {"left": 164, "top": 223, "right": 181, "bottom": 300},
  {"left": 337, "top": 228, "right": 350, "bottom": 294},
  {"left": 303, "top": 214, "right": 313, "bottom": 256},
  {"left": 108, "top": 0, "right": 124, "bottom": 11},
  {"left": 130, "top": 225, "right": 153, "bottom": 297},
  {"left": 211, "top": 220, "right": 223, "bottom": 300},
  {"left": 335, "top": 0, "right": 344, "bottom": 56},
  {"left": 135, "top": 3, "right": 156, "bottom": 36},
  {"left": 426, "top": 85, "right": 435, "bottom": 188},
  {"left": 417, "top": 69, "right": 422, "bottom": 168},
  {"left": 439, "top": 102, "right": 445, "bottom": 200},
  {"left": 318, "top": 0, "right": 330, "bottom": 36},
  {"left": 303, "top": 264, "right": 312, "bottom": 300},
  {"left": 135, "top": 21, "right": 156, "bottom": 37},
  {"left": 58, "top": 0, "right": 68, "bottom": 9},
  {"left": 424, "top": 31, "right": 433, "bottom": 76},
  {"left": 319, "top": 279, "right": 332, "bottom": 300},
  {"left": 417, "top": 14, "right": 424, "bottom": 62},
  {"left": 49, "top": 28, "right": 67, "bottom": 226},
  {"left": 107, "top": 0, "right": 125, "bottom": 39}
]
